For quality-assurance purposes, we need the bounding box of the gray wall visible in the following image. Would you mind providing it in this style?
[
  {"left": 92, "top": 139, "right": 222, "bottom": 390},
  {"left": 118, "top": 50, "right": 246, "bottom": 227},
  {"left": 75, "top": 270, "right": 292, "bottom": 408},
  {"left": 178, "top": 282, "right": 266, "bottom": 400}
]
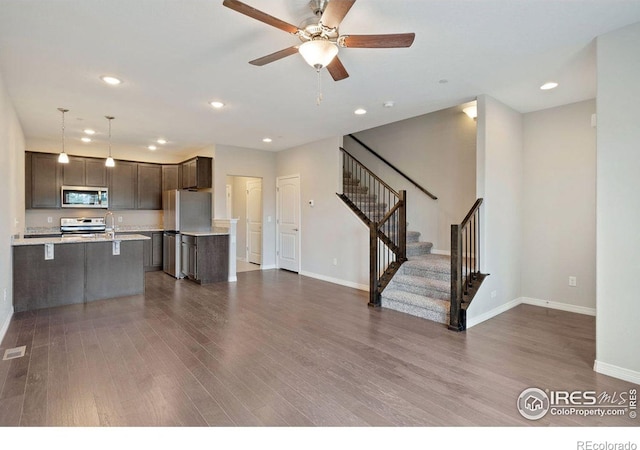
[
  {"left": 522, "top": 100, "right": 597, "bottom": 311},
  {"left": 214, "top": 145, "right": 277, "bottom": 268},
  {"left": 0, "top": 69, "right": 26, "bottom": 342},
  {"left": 595, "top": 22, "right": 640, "bottom": 381},
  {"left": 277, "top": 137, "right": 369, "bottom": 289},
  {"left": 345, "top": 105, "right": 477, "bottom": 251},
  {"left": 467, "top": 95, "right": 524, "bottom": 325}
]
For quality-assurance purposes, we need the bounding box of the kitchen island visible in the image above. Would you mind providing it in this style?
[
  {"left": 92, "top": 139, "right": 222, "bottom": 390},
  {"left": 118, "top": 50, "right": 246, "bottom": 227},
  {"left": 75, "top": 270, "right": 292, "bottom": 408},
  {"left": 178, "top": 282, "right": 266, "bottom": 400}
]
[{"left": 12, "top": 233, "right": 150, "bottom": 312}]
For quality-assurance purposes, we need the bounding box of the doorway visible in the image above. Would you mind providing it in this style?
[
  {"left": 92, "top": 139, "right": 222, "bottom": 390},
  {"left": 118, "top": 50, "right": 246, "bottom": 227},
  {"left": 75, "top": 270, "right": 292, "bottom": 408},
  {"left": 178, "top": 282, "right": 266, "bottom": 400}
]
[{"left": 226, "top": 175, "right": 263, "bottom": 272}]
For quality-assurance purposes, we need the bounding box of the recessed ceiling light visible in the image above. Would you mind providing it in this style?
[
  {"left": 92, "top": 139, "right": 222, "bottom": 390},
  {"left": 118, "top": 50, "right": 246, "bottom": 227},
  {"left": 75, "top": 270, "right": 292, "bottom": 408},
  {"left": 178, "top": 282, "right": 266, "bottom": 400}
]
[
  {"left": 148, "top": 145, "right": 157, "bottom": 151},
  {"left": 83, "top": 129, "right": 95, "bottom": 135},
  {"left": 81, "top": 137, "right": 92, "bottom": 143},
  {"left": 156, "top": 139, "right": 167, "bottom": 145},
  {"left": 262, "top": 138, "right": 272, "bottom": 143},
  {"left": 383, "top": 101, "right": 395, "bottom": 108},
  {"left": 354, "top": 108, "right": 367, "bottom": 115},
  {"left": 210, "top": 101, "right": 225, "bottom": 109},
  {"left": 540, "top": 81, "right": 558, "bottom": 90},
  {"left": 100, "top": 76, "right": 122, "bottom": 85}
]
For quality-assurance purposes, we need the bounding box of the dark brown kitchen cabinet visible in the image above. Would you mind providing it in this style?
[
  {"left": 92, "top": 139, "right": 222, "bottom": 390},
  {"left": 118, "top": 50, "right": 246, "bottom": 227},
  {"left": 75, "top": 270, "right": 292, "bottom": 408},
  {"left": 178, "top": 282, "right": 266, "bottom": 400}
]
[
  {"left": 180, "top": 156, "right": 212, "bottom": 189},
  {"left": 137, "top": 163, "right": 162, "bottom": 210},
  {"left": 29, "top": 152, "right": 62, "bottom": 209},
  {"left": 108, "top": 161, "right": 137, "bottom": 210},
  {"left": 63, "top": 156, "right": 107, "bottom": 187},
  {"left": 141, "top": 231, "right": 163, "bottom": 271},
  {"left": 162, "top": 165, "right": 180, "bottom": 192},
  {"left": 180, "top": 233, "right": 228, "bottom": 284}
]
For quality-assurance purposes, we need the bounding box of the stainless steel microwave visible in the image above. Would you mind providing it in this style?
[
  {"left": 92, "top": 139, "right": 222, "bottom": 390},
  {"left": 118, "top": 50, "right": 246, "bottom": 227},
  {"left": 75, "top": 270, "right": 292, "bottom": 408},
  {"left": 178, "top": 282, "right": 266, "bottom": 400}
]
[{"left": 61, "top": 186, "right": 108, "bottom": 208}]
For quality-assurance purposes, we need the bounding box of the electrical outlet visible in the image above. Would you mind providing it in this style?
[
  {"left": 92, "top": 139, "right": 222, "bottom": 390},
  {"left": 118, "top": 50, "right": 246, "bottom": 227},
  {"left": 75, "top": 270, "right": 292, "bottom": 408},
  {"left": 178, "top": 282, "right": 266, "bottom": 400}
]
[
  {"left": 569, "top": 276, "right": 577, "bottom": 287},
  {"left": 47, "top": 216, "right": 53, "bottom": 223},
  {"left": 118, "top": 216, "right": 123, "bottom": 223}
]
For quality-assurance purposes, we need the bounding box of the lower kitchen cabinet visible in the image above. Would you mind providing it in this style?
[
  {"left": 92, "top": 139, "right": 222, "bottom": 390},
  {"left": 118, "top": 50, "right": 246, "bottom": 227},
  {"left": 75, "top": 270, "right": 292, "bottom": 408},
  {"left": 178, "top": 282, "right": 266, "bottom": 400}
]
[
  {"left": 181, "top": 234, "right": 228, "bottom": 284},
  {"left": 141, "top": 231, "right": 163, "bottom": 271}
]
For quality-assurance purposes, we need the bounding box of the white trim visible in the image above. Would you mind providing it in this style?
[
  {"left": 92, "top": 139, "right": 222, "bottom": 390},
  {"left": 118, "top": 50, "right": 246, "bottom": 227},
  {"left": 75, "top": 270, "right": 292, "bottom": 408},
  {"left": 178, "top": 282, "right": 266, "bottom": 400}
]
[
  {"left": 430, "top": 249, "right": 451, "bottom": 256},
  {"left": 228, "top": 276, "right": 237, "bottom": 282},
  {"left": 521, "top": 297, "right": 596, "bottom": 316},
  {"left": 594, "top": 360, "right": 640, "bottom": 385},
  {"left": 467, "top": 296, "right": 596, "bottom": 329},
  {"left": 0, "top": 307, "right": 14, "bottom": 345},
  {"left": 299, "top": 270, "right": 369, "bottom": 292},
  {"left": 261, "top": 264, "right": 277, "bottom": 270},
  {"left": 466, "top": 297, "right": 522, "bottom": 328}
]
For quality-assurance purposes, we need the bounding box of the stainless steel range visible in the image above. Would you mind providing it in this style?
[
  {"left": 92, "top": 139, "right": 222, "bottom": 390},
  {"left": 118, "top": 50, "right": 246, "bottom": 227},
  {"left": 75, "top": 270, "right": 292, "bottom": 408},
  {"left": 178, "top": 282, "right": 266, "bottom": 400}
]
[{"left": 60, "top": 217, "right": 106, "bottom": 235}]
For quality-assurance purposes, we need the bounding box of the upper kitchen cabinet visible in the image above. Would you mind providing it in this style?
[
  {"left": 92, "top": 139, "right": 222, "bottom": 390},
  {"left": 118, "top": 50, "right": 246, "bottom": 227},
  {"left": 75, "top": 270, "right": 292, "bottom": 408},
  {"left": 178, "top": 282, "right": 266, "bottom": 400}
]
[
  {"left": 108, "top": 161, "right": 137, "bottom": 210},
  {"left": 63, "top": 156, "right": 107, "bottom": 187},
  {"left": 180, "top": 156, "right": 212, "bottom": 189},
  {"left": 137, "top": 163, "right": 162, "bottom": 210},
  {"left": 162, "top": 165, "right": 180, "bottom": 192},
  {"left": 29, "top": 152, "right": 62, "bottom": 209}
]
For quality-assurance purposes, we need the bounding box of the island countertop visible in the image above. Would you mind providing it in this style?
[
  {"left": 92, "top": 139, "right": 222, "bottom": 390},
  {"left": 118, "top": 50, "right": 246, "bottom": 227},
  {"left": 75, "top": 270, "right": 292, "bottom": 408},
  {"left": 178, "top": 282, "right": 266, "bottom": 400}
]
[{"left": 12, "top": 233, "right": 151, "bottom": 246}]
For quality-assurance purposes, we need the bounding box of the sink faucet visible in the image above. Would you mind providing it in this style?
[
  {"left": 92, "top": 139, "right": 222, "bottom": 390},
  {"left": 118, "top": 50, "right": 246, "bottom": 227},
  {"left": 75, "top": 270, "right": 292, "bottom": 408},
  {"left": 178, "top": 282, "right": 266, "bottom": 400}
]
[{"left": 104, "top": 211, "right": 115, "bottom": 239}]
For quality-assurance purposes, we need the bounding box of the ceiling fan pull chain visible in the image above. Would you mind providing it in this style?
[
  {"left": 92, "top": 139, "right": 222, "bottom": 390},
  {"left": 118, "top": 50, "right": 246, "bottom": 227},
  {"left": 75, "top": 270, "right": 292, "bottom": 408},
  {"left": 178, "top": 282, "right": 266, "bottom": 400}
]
[{"left": 316, "top": 69, "right": 323, "bottom": 105}]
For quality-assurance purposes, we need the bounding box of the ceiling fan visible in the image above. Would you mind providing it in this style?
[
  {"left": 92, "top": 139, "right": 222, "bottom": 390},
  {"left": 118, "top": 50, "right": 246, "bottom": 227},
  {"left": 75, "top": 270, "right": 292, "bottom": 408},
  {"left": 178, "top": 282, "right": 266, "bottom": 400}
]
[{"left": 222, "top": 0, "right": 416, "bottom": 81}]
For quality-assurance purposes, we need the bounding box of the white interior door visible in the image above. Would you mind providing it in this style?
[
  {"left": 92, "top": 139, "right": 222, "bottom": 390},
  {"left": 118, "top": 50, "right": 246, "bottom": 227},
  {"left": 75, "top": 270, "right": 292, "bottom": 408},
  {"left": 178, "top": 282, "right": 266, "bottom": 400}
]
[
  {"left": 277, "top": 175, "right": 300, "bottom": 272},
  {"left": 246, "top": 179, "right": 262, "bottom": 265}
]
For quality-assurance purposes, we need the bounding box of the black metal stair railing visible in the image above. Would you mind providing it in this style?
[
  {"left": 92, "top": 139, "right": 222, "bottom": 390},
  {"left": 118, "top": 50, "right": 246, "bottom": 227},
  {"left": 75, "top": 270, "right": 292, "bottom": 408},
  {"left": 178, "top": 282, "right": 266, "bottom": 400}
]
[
  {"left": 338, "top": 147, "right": 406, "bottom": 306},
  {"left": 450, "top": 198, "right": 487, "bottom": 331}
]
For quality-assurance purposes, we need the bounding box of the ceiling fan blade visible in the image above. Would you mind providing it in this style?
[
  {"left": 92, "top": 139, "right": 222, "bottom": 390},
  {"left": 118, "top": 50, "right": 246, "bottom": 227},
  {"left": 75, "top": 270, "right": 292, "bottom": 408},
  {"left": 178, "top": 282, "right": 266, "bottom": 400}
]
[
  {"left": 222, "top": 0, "right": 300, "bottom": 34},
  {"left": 249, "top": 46, "right": 299, "bottom": 66},
  {"left": 327, "top": 56, "right": 349, "bottom": 81},
  {"left": 340, "top": 33, "right": 415, "bottom": 48},
  {"left": 320, "top": 0, "right": 356, "bottom": 29}
]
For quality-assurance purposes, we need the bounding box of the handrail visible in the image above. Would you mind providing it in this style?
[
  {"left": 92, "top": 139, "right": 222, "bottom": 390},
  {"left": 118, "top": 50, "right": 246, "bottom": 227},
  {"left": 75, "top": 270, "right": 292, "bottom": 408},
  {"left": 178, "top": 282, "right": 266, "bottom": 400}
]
[
  {"left": 340, "top": 147, "right": 399, "bottom": 197},
  {"left": 461, "top": 198, "right": 483, "bottom": 228},
  {"left": 347, "top": 134, "right": 438, "bottom": 200}
]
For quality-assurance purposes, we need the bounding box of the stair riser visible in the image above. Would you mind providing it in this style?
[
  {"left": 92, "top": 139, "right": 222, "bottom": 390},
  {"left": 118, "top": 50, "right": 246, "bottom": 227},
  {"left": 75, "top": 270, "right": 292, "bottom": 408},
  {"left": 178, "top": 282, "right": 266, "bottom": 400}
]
[
  {"left": 381, "top": 298, "right": 448, "bottom": 324},
  {"left": 407, "top": 245, "right": 433, "bottom": 257},
  {"left": 401, "top": 266, "right": 451, "bottom": 282},
  {"left": 388, "top": 281, "right": 450, "bottom": 301}
]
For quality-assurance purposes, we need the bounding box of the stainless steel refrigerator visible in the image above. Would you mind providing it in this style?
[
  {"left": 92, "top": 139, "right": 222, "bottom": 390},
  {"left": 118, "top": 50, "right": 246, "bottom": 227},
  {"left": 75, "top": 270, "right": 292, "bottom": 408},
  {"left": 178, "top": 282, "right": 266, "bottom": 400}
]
[{"left": 162, "top": 190, "right": 212, "bottom": 278}]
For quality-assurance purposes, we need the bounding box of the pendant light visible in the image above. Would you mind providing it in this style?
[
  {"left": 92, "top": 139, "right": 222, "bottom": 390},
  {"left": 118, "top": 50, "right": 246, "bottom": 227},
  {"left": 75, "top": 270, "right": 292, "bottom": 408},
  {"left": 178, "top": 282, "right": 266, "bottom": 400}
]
[
  {"left": 57, "top": 108, "right": 70, "bottom": 163},
  {"left": 105, "top": 115, "right": 115, "bottom": 167}
]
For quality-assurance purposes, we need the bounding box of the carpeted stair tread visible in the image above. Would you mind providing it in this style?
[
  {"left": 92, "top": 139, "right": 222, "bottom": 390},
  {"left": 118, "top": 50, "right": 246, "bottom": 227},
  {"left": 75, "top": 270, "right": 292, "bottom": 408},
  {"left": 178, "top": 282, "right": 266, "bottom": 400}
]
[
  {"left": 381, "top": 289, "right": 449, "bottom": 324},
  {"left": 390, "top": 274, "right": 450, "bottom": 300},
  {"left": 406, "top": 241, "right": 433, "bottom": 257}
]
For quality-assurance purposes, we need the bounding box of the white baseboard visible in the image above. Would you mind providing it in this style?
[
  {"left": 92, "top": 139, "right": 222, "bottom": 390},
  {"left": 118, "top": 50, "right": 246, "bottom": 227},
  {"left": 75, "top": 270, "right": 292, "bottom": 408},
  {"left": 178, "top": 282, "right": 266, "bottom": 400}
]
[
  {"left": 521, "top": 297, "right": 596, "bottom": 316},
  {"left": 228, "top": 276, "right": 237, "bottom": 282},
  {"left": 430, "top": 249, "right": 451, "bottom": 256},
  {"left": 299, "top": 270, "right": 369, "bottom": 292},
  {"left": 594, "top": 360, "right": 640, "bottom": 385},
  {"left": 261, "top": 264, "right": 277, "bottom": 270},
  {"left": 0, "top": 307, "right": 14, "bottom": 346},
  {"left": 466, "top": 298, "right": 522, "bottom": 328},
  {"left": 467, "top": 296, "right": 596, "bottom": 329}
]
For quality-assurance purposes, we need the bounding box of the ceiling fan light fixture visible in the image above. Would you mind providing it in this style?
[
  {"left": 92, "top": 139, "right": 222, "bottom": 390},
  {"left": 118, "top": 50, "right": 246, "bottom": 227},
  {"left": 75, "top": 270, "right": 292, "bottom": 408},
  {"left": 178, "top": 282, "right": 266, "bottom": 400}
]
[{"left": 299, "top": 40, "right": 338, "bottom": 70}]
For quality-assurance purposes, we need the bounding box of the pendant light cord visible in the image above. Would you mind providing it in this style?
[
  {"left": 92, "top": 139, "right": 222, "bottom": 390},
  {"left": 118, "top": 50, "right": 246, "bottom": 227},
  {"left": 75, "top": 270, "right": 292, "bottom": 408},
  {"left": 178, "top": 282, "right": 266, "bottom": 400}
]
[{"left": 316, "top": 68, "right": 323, "bottom": 106}]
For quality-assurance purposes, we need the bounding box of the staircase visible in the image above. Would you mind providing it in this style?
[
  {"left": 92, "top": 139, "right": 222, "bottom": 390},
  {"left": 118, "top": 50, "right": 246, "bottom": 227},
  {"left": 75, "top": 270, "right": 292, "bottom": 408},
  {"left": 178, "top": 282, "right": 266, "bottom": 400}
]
[{"left": 338, "top": 143, "right": 487, "bottom": 331}]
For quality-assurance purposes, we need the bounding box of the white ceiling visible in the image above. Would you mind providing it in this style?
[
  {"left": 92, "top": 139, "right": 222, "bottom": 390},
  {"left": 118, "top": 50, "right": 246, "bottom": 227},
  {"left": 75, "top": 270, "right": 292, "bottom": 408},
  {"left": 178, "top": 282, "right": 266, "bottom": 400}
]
[{"left": 1, "top": 0, "right": 640, "bottom": 156}]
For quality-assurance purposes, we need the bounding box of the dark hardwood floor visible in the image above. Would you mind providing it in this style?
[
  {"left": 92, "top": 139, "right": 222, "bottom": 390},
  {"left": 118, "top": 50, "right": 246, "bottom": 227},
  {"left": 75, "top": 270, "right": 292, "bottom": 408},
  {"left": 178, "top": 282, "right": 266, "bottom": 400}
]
[{"left": 0, "top": 269, "right": 637, "bottom": 427}]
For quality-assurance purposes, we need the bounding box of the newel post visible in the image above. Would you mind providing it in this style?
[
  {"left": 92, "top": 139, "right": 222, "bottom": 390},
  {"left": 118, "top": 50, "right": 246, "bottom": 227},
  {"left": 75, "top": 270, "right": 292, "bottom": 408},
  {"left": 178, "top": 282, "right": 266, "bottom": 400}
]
[
  {"left": 368, "top": 221, "right": 380, "bottom": 307},
  {"left": 449, "top": 224, "right": 463, "bottom": 331}
]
